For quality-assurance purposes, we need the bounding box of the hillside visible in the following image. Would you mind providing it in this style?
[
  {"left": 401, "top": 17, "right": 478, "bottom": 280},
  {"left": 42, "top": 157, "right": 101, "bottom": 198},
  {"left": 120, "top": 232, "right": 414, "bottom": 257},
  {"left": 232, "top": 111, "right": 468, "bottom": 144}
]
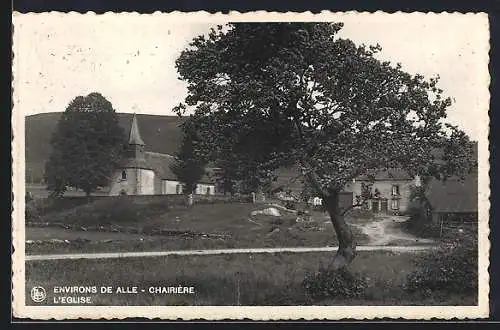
[{"left": 25, "top": 112, "right": 185, "bottom": 183}]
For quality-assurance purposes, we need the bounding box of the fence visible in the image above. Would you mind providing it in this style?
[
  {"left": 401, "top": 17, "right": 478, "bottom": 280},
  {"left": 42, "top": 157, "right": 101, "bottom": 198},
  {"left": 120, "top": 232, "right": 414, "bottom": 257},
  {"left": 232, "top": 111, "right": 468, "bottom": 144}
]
[{"left": 436, "top": 213, "right": 478, "bottom": 239}]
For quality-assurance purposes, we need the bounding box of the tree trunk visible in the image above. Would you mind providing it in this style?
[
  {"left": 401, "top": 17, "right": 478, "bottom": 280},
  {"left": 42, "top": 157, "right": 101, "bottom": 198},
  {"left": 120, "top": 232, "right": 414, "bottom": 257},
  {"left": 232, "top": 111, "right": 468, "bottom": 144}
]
[{"left": 324, "top": 191, "right": 356, "bottom": 270}]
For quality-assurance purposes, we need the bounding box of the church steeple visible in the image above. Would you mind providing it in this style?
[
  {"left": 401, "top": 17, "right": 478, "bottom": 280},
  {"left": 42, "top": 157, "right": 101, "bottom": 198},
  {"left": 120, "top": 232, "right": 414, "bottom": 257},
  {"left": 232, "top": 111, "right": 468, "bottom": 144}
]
[{"left": 129, "top": 113, "right": 145, "bottom": 146}]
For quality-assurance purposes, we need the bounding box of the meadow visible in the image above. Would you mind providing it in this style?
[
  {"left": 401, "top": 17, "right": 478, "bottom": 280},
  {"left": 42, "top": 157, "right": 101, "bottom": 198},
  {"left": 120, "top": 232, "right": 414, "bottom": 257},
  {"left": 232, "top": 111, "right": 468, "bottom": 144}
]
[{"left": 25, "top": 250, "right": 476, "bottom": 306}]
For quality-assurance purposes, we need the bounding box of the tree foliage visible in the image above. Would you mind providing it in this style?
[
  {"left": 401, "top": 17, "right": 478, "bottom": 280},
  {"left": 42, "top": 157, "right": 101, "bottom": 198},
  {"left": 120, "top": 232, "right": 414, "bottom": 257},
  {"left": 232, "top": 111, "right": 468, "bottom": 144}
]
[
  {"left": 174, "top": 23, "right": 476, "bottom": 267},
  {"left": 44, "top": 92, "right": 126, "bottom": 197},
  {"left": 170, "top": 126, "right": 207, "bottom": 194}
]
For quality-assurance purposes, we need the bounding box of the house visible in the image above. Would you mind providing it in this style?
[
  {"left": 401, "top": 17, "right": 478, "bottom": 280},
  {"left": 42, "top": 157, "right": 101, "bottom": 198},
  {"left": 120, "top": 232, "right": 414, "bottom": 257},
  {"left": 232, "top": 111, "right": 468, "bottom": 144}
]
[
  {"left": 108, "top": 114, "right": 216, "bottom": 196},
  {"left": 271, "top": 166, "right": 421, "bottom": 214},
  {"left": 343, "top": 169, "right": 421, "bottom": 214},
  {"left": 271, "top": 141, "right": 477, "bottom": 216},
  {"left": 270, "top": 166, "right": 360, "bottom": 212}
]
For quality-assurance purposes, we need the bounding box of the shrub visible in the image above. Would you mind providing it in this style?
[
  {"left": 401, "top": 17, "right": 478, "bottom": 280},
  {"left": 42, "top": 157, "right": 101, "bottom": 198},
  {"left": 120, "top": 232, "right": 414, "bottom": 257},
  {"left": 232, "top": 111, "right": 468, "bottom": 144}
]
[
  {"left": 43, "top": 197, "right": 172, "bottom": 225},
  {"left": 302, "top": 266, "right": 368, "bottom": 300},
  {"left": 27, "top": 197, "right": 96, "bottom": 220},
  {"left": 25, "top": 201, "right": 40, "bottom": 222},
  {"left": 344, "top": 208, "right": 373, "bottom": 219},
  {"left": 284, "top": 200, "right": 297, "bottom": 210},
  {"left": 405, "top": 233, "right": 478, "bottom": 295}
]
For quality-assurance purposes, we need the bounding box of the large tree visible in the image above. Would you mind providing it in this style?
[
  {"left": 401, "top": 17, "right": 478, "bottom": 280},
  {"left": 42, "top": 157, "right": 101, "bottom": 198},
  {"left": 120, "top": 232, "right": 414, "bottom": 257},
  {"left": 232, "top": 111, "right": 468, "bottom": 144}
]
[
  {"left": 170, "top": 125, "right": 207, "bottom": 194},
  {"left": 173, "top": 23, "right": 476, "bottom": 268},
  {"left": 44, "top": 92, "right": 126, "bottom": 197}
]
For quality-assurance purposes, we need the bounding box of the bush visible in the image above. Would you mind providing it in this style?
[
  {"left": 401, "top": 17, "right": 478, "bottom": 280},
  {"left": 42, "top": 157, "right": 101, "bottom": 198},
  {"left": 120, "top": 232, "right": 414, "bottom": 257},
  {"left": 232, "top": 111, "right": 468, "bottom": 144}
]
[
  {"left": 283, "top": 200, "right": 297, "bottom": 210},
  {"left": 27, "top": 197, "right": 96, "bottom": 220},
  {"left": 344, "top": 208, "right": 373, "bottom": 219},
  {"left": 25, "top": 201, "right": 40, "bottom": 222},
  {"left": 405, "top": 234, "right": 478, "bottom": 295},
  {"left": 43, "top": 197, "right": 172, "bottom": 225},
  {"left": 302, "top": 266, "right": 368, "bottom": 300}
]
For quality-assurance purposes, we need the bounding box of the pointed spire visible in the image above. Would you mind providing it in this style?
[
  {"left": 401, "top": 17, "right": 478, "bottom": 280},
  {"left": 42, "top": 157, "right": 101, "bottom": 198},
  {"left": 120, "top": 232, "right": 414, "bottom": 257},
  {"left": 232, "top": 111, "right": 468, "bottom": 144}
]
[{"left": 129, "top": 113, "right": 145, "bottom": 145}]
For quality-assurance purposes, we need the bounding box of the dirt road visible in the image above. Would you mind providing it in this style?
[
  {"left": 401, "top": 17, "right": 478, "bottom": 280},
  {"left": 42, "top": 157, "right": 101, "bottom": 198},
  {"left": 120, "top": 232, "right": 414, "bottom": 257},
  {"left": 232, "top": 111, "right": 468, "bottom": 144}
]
[
  {"left": 349, "top": 215, "right": 434, "bottom": 246},
  {"left": 25, "top": 245, "right": 435, "bottom": 261}
]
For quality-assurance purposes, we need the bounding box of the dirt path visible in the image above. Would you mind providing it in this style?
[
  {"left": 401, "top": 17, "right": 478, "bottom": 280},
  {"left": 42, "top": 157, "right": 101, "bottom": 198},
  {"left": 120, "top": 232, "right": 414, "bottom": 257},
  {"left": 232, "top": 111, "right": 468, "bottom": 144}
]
[
  {"left": 350, "top": 215, "right": 434, "bottom": 246},
  {"left": 25, "top": 245, "right": 435, "bottom": 261}
]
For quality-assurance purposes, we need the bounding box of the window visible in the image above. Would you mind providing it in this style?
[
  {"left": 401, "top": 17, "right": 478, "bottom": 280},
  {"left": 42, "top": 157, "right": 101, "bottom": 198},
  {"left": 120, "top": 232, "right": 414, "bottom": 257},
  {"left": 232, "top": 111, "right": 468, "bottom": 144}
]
[
  {"left": 391, "top": 185, "right": 400, "bottom": 196},
  {"left": 391, "top": 199, "right": 400, "bottom": 210},
  {"left": 121, "top": 170, "right": 127, "bottom": 180},
  {"left": 176, "top": 184, "right": 182, "bottom": 194},
  {"left": 206, "top": 187, "right": 211, "bottom": 195}
]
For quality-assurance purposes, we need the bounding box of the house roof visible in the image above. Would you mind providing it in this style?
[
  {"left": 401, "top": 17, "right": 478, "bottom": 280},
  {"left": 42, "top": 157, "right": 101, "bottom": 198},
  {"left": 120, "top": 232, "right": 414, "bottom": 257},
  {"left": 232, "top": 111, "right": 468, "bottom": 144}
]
[{"left": 426, "top": 171, "right": 478, "bottom": 213}]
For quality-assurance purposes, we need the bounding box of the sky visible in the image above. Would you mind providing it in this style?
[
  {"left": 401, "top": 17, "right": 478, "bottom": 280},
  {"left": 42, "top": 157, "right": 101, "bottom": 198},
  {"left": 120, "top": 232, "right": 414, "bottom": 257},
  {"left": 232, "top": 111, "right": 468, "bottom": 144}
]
[{"left": 12, "top": 12, "right": 489, "bottom": 141}]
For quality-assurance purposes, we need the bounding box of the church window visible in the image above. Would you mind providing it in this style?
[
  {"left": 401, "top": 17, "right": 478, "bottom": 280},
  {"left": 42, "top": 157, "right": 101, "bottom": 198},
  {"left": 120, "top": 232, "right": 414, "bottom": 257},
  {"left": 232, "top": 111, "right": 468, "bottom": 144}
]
[{"left": 121, "top": 170, "right": 127, "bottom": 180}]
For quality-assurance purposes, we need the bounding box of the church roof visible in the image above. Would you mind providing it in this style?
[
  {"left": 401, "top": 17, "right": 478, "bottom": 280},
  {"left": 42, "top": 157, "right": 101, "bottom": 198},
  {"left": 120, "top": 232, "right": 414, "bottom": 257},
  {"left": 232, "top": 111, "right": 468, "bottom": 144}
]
[
  {"left": 120, "top": 157, "right": 153, "bottom": 170},
  {"left": 122, "top": 114, "right": 214, "bottom": 184},
  {"left": 145, "top": 151, "right": 215, "bottom": 184},
  {"left": 128, "top": 113, "right": 145, "bottom": 145},
  {"left": 145, "top": 152, "right": 177, "bottom": 181}
]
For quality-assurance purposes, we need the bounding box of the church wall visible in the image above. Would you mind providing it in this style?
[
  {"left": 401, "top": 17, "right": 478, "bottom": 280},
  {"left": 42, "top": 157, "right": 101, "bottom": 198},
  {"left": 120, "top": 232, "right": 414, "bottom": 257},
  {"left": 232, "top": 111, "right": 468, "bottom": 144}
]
[
  {"left": 162, "top": 180, "right": 216, "bottom": 195},
  {"left": 153, "top": 175, "right": 163, "bottom": 194},
  {"left": 109, "top": 168, "right": 156, "bottom": 195},
  {"left": 137, "top": 169, "right": 155, "bottom": 195},
  {"left": 108, "top": 168, "right": 138, "bottom": 196},
  {"left": 163, "top": 180, "right": 183, "bottom": 194}
]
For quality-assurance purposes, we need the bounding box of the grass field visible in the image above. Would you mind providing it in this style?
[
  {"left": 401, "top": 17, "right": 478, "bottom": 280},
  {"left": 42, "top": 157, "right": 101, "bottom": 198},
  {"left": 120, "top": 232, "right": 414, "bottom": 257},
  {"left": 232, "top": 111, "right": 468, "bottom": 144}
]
[
  {"left": 25, "top": 251, "right": 476, "bottom": 306},
  {"left": 26, "top": 201, "right": 371, "bottom": 254}
]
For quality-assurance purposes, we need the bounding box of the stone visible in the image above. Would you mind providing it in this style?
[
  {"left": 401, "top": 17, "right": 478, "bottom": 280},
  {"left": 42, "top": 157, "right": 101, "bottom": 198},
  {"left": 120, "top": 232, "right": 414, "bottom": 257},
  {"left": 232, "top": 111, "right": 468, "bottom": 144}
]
[
  {"left": 251, "top": 207, "right": 281, "bottom": 217},
  {"left": 261, "top": 207, "right": 281, "bottom": 217}
]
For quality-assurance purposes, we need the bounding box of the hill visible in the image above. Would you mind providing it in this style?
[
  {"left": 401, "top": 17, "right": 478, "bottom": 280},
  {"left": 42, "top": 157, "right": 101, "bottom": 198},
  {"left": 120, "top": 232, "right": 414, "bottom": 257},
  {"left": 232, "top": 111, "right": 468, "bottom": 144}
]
[{"left": 25, "top": 112, "right": 186, "bottom": 183}]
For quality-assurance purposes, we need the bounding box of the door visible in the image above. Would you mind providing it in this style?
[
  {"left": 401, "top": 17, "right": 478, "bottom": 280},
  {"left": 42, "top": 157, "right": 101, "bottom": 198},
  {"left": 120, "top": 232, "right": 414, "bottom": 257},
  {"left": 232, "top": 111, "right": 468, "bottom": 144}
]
[{"left": 372, "top": 199, "right": 380, "bottom": 213}]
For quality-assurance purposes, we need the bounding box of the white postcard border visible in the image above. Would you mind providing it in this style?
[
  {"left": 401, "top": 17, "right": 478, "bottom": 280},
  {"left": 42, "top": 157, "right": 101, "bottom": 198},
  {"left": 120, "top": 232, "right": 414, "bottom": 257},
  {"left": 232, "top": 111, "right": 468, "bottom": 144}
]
[{"left": 12, "top": 10, "right": 491, "bottom": 320}]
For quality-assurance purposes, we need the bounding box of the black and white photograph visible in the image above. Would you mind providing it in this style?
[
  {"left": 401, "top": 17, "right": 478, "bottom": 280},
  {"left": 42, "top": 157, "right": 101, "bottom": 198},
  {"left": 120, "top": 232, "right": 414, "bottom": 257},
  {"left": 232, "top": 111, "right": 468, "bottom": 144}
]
[{"left": 12, "top": 11, "right": 490, "bottom": 319}]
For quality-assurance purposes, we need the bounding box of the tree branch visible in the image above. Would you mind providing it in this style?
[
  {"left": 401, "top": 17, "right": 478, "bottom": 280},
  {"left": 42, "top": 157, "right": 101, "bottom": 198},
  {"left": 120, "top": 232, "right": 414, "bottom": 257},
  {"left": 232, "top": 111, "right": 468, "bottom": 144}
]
[{"left": 340, "top": 201, "right": 366, "bottom": 216}]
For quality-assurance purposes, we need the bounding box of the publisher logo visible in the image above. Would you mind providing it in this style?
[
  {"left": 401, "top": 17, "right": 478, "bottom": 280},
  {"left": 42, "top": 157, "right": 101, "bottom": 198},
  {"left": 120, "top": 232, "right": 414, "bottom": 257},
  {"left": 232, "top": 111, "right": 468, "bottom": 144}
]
[{"left": 30, "top": 286, "right": 46, "bottom": 303}]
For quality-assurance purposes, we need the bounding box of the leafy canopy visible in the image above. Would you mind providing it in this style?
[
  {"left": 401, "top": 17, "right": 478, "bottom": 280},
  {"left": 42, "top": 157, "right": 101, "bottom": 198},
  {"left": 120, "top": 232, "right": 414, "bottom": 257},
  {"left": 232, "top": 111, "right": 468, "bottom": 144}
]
[
  {"left": 170, "top": 127, "right": 207, "bottom": 194},
  {"left": 174, "top": 23, "right": 476, "bottom": 197},
  {"left": 44, "top": 92, "right": 126, "bottom": 196}
]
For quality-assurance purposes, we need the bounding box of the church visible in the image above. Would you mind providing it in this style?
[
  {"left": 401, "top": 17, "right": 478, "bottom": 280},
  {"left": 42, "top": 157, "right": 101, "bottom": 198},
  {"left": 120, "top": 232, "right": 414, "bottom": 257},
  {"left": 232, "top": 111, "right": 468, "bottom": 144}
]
[{"left": 108, "top": 114, "right": 216, "bottom": 196}]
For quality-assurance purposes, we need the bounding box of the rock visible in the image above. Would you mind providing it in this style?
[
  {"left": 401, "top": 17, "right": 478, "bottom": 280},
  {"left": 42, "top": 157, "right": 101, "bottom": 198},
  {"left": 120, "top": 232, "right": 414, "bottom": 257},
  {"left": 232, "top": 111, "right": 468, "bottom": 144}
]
[
  {"left": 251, "top": 207, "right": 281, "bottom": 217},
  {"left": 261, "top": 207, "right": 281, "bottom": 217}
]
